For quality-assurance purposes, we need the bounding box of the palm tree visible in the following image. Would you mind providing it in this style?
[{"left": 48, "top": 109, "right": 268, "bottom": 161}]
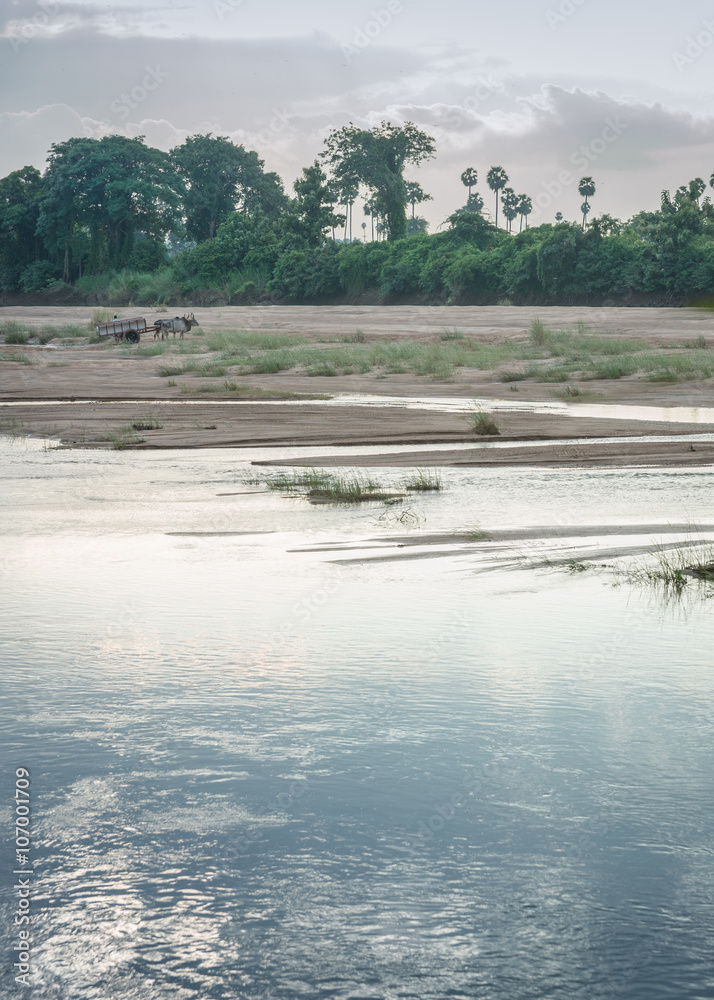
[
  {"left": 578, "top": 176, "right": 596, "bottom": 229},
  {"left": 461, "top": 167, "right": 478, "bottom": 203},
  {"left": 339, "top": 182, "right": 358, "bottom": 241},
  {"left": 517, "top": 194, "right": 532, "bottom": 231},
  {"left": 364, "top": 199, "right": 377, "bottom": 241},
  {"left": 404, "top": 181, "right": 432, "bottom": 221},
  {"left": 555, "top": 212, "right": 564, "bottom": 223},
  {"left": 501, "top": 187, "right": 518, "bottom": 233},
  {"left": 689, "top": 177, "right": 706, "bottom": 205},
  {"left": 487, "top": 166, "right": 509, "bottom": 228}
]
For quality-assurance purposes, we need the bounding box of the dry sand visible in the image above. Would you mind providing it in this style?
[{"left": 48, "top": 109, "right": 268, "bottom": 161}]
[{"left": 2, "top": 305, "right": 714, "bottom": 467}]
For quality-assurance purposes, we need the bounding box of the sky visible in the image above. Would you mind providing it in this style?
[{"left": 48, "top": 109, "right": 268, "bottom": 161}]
[{"left": 3, "top": 0, "right": 714, "bottom": 229}]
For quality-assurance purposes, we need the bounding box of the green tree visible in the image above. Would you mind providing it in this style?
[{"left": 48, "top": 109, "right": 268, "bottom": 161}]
[
  {"left": 322, "top": 121, "right": 435, "bottom": 241},
  {"left": 172, "top": 133, "right": 287, "bottom": 242},
  {"left": 689, "top": 177, "right": 706, "bottom": 205},
  {"left": 0, "top": 166, "right": 45, "bottom": 289},
  {"left": 466, "top": 192, "right": 484, "bottom": 214},
  {"left": 578, "top": 176, "right": 596, "bottom": 229},
  {"left": 486, "top": 166, "right": 508, "bottom": 228},
  {"left": 290, "top": 161, "right": 344, "bottom": 247},
  {"left": 38, "top": 135, "right": 183, "bottom": 276},
  {"left": 407, "top": 216, "right": 429, "bottom": 235}
]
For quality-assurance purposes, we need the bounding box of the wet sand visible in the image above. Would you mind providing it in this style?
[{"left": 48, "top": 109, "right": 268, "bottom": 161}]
[{"left": 2, "top": 306, "right": 714, "bottom": 466}]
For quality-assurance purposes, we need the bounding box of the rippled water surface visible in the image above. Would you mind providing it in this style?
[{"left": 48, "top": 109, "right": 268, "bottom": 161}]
[{"left": 1, "top": 438, "right": 713, "bottom": 999}]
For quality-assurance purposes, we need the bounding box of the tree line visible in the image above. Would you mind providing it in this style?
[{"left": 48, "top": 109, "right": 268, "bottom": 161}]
[{"left": 2, "top": 123, "right": 714, "bottom": 305}]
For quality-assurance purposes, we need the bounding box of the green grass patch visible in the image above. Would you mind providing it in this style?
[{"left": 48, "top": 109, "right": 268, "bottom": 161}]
[
  {"left": 250, "top": 468, "right": 400, "bottom": 503},
  {"left": 1, "top": 350, "right": 35, "bottom": 365},
  {"left": 404, "top": 470, "right": 443, "bottom": 491},
  {"left": 469, "top": 408, "right": 500, "bottom": 435}
]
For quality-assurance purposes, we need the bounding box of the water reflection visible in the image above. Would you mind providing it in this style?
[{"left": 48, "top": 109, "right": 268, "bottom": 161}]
[{"left": 1, "top": 445, "right": 713, "bottom": 998}]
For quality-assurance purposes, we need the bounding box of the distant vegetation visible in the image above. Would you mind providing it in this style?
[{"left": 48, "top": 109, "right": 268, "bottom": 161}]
[{"left": 3, "top": 128, "right": 714, "bottom": 306}]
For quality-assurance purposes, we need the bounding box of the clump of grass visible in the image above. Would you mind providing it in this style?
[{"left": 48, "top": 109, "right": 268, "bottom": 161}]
[
  {"left": 499, "top": 368, "right": 527, "bottom": 382},
  {"left": 647, "top": 369, "right": 679, "bottom": 383},
  {"left": 1, "top": 351, "right": 35, "bottom": 365},
  {"left": 107, "top": 426, "right": 146, "bottom": 449},
  {"left": 48, "top": 361, "right": 70, "bottom": 368},
  {"left": 90, "top": 308, "right": 114, "bottom": 329},
  {"left": 130, "top": 414, "right": 162, "bottom": 431},
  {"left": 344, "top": 329, "right": 366, "bottom": 343},
  {"left": 622, "top": 541, "right": 714, "bottom": 593},
  {"left": 559, "top": 384, "right": 585, "bottom": 397},
  {"left": 684, "top": 335, "right": 708, "bottom": 349},
  {"left": 584, "top": 357, "right": 638, "bottom": 380},
  {"left": 167, "top": 379, "right": 177, "bottom": 387},
  {"left": 469, "top": 408, "right": 500, "bottom": 435},
  {"left": 440, "top": 327, "right": 464, "bottom": 341},
  {"left": 404, "top": 470, "right": 443, "bottom": 491},
  {"left": 530, "top": 317, "right": 549, "bottom": 346},
  {"left": 251, "top": 468, "right": 399, "bottom": 503},
  {"left": 3, "top": 328, "right": 29, "bottom": 345}
]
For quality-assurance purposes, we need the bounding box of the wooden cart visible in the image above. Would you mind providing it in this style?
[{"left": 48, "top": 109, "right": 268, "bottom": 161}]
[{"left": 95, "top": 317, "right": 159, "bottom": 344}]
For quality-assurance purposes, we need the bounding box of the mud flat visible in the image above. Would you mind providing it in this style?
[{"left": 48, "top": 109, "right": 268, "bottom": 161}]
[{"left": 2, "top": 305, "right": 714, "bottom": 465}]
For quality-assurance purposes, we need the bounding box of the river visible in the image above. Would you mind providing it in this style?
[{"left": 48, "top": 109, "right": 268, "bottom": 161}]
[{"left": 1, "top": 436, "right": 713, "bottom": 999}]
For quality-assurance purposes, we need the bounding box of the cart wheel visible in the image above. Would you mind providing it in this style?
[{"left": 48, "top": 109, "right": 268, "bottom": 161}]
[{"left": 125, "top": 331, "right": 140, "bottom": 344}]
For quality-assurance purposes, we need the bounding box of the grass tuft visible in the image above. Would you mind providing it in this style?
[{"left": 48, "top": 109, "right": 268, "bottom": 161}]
[
  {"left": 404, "top": 470, "right": 443, "bottom": 491},
  {"left": 130, "top": 414, "right": 162, "bottom": 431},
  {"left": 249, "top": 468, "right": 400, "bottom": 503},
  {"left": 469, "top": 408, "right": 500, "bottom": 435}
]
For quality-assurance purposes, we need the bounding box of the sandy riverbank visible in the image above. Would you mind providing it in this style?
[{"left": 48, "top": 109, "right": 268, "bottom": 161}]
[{"left": 2, "top": 306, "right": 714, "bottom": 466}]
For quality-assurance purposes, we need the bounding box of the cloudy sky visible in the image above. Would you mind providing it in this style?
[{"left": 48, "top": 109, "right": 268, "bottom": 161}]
[{"left": 4, "top": 0, "right": 714, "bottom": 228}]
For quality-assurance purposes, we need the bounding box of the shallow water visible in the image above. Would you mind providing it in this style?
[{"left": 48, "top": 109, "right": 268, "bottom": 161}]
[
  {"left": 1, "top": 438, "right": 713, "bottom": 999},
  {"left": 4, "top": 392, "right": 714, "bottom": 425}
]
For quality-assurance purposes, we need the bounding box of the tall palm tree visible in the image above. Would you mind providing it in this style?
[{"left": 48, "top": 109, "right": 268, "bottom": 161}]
[
  {"left": 501, "top": 187, "right": 519, "bottom": 233},
  {"left": 517, "top": 194, "right": 532, "bottom": 231},
  {"left": 578, "top": 176, "right": 596, "bottom": 229},
  {"left": 404, "top": 181, "right": 432, "bottom": 220},
  {"left": 364, "top": 199, "right": 377, "bottom": 241},
  {"left": 555, "top": 212, "right": 564, "bottom": 223},
  {"left": 339, "top": 182, "right": 358, "bottom": 241},
  {"left": 461, "top": 167, "right": 478, "bottom": 203},
  {"left": 487, "top": 166, "right": 509, "bottom": 228}
]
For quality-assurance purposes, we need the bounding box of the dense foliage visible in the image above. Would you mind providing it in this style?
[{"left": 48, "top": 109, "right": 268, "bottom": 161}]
[{"left": 2, "top": 127, "right": 714, "bottom": 306}]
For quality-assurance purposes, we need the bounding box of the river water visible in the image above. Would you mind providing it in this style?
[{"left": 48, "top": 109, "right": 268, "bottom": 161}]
[{"left": 1, "top": 437, "right": 713, "bottom": 999}]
